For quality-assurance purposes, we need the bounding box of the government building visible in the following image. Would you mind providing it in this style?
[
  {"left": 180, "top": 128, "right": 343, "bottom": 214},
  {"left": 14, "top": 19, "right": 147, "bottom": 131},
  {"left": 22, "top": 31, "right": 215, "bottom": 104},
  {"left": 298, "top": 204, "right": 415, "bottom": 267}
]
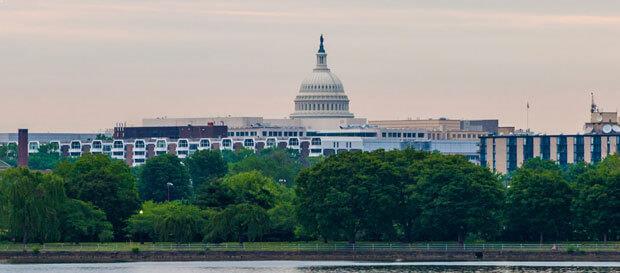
[{"left": 2, "top": 35, "right": 497, "bottom": 167}]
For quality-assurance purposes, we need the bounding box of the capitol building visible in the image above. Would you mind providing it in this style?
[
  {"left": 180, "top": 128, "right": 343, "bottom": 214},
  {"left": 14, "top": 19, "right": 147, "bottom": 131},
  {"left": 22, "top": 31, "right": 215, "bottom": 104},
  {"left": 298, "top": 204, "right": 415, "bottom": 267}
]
[
  {"left": 2, "top": 36, "right": 485, "bottom": 167},
  {"left": 290, "top": 35, "right": 354, "bottom": 119}
]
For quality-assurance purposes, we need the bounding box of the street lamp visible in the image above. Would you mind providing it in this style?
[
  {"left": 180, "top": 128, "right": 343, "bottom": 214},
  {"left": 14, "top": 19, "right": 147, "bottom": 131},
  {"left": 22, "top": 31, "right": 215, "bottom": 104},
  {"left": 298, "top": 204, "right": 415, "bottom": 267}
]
[
  {"left": 166, "top": 182, "right": 174, "bottom": 201},
  {"left": 278, "top": 178, "right": 287, "bottom": 184}
]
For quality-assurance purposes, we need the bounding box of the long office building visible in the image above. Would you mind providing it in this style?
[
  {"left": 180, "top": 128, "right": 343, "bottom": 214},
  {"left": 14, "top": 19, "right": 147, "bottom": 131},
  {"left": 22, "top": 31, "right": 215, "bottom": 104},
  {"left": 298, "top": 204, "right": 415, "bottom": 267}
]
[{"left": 480, "top": 101, "right": 620, "bottom": 173}]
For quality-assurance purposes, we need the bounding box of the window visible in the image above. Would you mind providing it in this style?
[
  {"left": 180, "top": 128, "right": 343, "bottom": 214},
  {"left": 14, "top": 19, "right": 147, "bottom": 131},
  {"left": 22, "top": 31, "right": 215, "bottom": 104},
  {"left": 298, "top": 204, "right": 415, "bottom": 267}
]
[
  {"left": 189, "top": 144, "right": 199, "bottom": 151},
  {"left": 113, "top": 141, "right": 124, "bottom": 149},
  {"left": 310, "top": 149, "right": 322, "bottom": 153},
  {"left": 177, "top": 150, "right": 188, "bottom": 155},
  {"left": 71, "top": 141, "right": 81, "bottom": 149},
  {"left": 311, "top": 138, "right": 321, "bottom": 146},
  {"left": 135, "top": 140, "right": 145, "bottom": 149},
  {"left": 134, "top": 151, "right": 145, "bottom": 156},
  {"left": 244, "top": 139, "right": 254, "bottom": 147},
  {"left": 92, "top": 141, "right": 102, "bottom": 149},
  {"left": 266, "top": 138, "right": 276, "bottom": 147},
  {"left": 156, "top": 140, "right": 166, "bottom": 149},
  {"left": 288, "top": 138, "right": 299, "bottom": 146},
  {"left": 134, "top": 158, "right": 145, "bottom": 163},
  {"left": 112, "top": 151, "right": 124, "bottom": 156},
  {"left": 103, "top": 144, "right": 112, "bottom": 152},
  {"left": 222, "top": 139, "right": 232, "bottom": 147},
  {"left": 29, "top": 142, "right": 39, "bottom": 150},
  {"left": 178, "top": 139, "right": 189, "bottom": 148},
  {"left": 200, "top": 139, "right": 210, "bottom": 147}
]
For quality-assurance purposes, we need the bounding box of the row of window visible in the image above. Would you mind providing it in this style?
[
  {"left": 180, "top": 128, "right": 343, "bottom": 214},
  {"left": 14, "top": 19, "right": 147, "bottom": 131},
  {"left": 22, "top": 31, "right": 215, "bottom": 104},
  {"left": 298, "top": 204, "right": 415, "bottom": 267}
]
[
  {"left": 296, "top": 102, "right": 348, "bottom": 111},
  {"left": 484, "top": 136, "right": 620, "bottom": 172},
  {"left": 382, "top": 132, "right": 424, "bottom": 138}
]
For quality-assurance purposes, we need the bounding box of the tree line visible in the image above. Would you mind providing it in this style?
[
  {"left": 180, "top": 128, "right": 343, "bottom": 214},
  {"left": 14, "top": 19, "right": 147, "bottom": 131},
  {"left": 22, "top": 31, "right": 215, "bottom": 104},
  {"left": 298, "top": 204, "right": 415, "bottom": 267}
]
[{"left": 0, "top": 147, "right": 619, "bottom": 245}]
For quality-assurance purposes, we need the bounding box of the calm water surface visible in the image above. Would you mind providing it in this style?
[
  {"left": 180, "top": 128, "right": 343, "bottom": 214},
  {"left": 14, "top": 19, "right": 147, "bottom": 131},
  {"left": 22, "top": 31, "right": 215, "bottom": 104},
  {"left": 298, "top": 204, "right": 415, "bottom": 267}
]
[{"left": 1, "top": 261, "right": 620, "bottom": 273}]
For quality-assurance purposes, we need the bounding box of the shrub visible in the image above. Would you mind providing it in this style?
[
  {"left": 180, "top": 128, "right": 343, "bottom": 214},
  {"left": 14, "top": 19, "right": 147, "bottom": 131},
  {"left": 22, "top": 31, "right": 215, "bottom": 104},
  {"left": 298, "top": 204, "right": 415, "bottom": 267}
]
[{"left": 131, "top": 247, "right": 140, "bottom": 254}]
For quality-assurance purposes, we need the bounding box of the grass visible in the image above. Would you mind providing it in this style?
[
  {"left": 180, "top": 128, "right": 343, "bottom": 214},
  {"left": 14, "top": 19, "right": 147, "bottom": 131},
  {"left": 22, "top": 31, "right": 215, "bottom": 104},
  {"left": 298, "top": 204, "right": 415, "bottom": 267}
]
[{"left": 0, "top": 241, "right": 617, "bottom": 253}]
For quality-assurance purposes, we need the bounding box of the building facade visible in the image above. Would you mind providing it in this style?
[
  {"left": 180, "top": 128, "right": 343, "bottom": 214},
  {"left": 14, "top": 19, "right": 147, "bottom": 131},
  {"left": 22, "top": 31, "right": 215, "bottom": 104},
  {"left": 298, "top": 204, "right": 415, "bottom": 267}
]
[{"left": 480, "top": 134, "right": 620, "bottom": 173}]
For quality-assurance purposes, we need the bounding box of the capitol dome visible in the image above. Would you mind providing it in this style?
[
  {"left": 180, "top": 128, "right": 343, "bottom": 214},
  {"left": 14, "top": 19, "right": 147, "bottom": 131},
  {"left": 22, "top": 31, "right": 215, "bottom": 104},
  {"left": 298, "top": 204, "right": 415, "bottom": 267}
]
[{"left": 290, "top": 35, "right": 354, "bottom": 119}]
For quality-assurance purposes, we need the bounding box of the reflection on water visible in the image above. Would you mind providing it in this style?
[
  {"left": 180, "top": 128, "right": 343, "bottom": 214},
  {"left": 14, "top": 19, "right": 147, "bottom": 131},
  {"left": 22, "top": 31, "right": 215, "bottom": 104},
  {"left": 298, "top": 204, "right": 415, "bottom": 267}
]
[{"left": 1, "top": 261, "right": 620, "bottom": 273}]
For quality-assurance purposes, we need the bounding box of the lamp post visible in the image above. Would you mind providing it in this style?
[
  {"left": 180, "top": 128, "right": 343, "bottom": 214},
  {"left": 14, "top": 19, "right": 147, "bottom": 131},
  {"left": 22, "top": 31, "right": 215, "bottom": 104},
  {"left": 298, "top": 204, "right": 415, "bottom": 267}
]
[{"left": 166, "top": 182, "right": 174, "bottom": 201}]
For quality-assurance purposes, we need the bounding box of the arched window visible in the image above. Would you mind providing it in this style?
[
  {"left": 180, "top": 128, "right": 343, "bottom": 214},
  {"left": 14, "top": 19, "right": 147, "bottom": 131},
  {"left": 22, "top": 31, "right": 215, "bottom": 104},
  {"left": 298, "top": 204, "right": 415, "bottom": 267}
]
[
  {"left": 200, "top": 139, "right": 210, "bottom": 147},
  {"left": 92, "top": 141, "right": 102, "bottom": 149},
  {"left": 178, "top": 139, "right": 189, "bottom": 148},
  {"left": 266, "top": 138, "right": 276, "bottom": 147},
  {"left": 135, "top": 140, "right": 145, "bottom": 149},
  {"left": 156, "top": 140, "right": 166, "bottom": 148},
  {"left": 288, "top": 138, "right": 299, "bottom": 146},
  {"left": 222, "top": 139, "right": 232, "bottom": 147},
  {"left": 113, "top": 140, "right": 123, "bottom": 149},
  {"left": 311, "top": 138, "right": 321, "bottom": 146},
  {"left": 244, "top": 139, "right": 254, "bottom": 147},
  {"left": 71, "top": 141, "right": 81, "bottom": 149}
]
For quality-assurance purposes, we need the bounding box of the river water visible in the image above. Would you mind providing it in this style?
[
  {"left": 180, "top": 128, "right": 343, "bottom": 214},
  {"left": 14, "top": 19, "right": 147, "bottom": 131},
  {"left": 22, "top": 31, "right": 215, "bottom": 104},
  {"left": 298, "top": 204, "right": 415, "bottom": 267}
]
[{"left": 1, "top": 261, "right": 620, "bottom": 272}]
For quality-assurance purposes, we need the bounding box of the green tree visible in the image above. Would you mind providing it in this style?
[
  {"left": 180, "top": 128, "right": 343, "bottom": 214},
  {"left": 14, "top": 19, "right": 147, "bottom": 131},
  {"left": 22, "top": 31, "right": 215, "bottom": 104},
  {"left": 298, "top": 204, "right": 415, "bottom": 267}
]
[
  {"left": 411, "top": 154, "right": 504, "bottom": 243},
  {"left": 0, "top": 168, "right": 65, "bottom": 245},
  {"left": 221, "top": 149, "right": 254, "bottom": 164},
  {"left": 204, "top": 203, "right": 269, "bottom": 243},
  {"left": 572, "top": 155, "right": 620, "bottom": 241},
  {"left": 505, "top": 158, "right": 573, "bottom": 243},
  {"left": 193, "top": 179, "right": 235, "bottom": 210},
  {"left": 60, "top": 199, "right": 113, "bottom": 243},
  {"left": 222, "top": 171, "right": 284, "bottom": 209},
  {"left": 139, "top": 154, "right": 192, "bottom": 202},
  {"left": 55, "top": 154, "right": 140, "bottom": 240},
  {"left": 28, "top": 143, "right": 63, "bottom": 170},
  {"left": 0, "top": 143, "right": 17, "bottom": 167},
  {"left": 185, "top": 150, "right": 227, "bottom": 187},
  {"left": 296, "top": 151, "right": 400, "bottom": 242},
  {"left": 230, "top": 148, "right": 302, "bottom": 186},
  {"left": 127, "top": 201, "right": 204, "bottom": 243}
]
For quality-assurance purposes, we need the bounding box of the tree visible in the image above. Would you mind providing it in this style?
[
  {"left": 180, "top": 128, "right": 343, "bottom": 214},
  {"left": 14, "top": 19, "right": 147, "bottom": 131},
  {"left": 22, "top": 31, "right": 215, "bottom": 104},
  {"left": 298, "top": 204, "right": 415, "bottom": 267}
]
[
  {"left": 127, "top": 201, "right": 204, "bottom": 243},
  {"left": 572, "top": 155, "right": 620, "bottom": 241},
  {"left": 60, "top": 199, "right": 113, "bottom": 243},
  {"left": 222, "top": 171, "right": 285, "bottom": 209},
  {"left": 139, "top": 154, "right": 191, "bottom": 202},
  {"left": 505, "top": 158, "right": 573, "bottom": 243},
  {"left": 0, "top": 143, "right": 17, "bottom": 167},
  {"left": 230, "top": 148, "right": 302, "bottom": 186},
  {"left": 193, "top": 179, "right": 235, "bottom": 210},
  {"left": 55, "top": 154, "right": 140, "bottom": 240},
  {"left": 185, "top": 150, "right": 227, "bottom": 188},
  {"left": 221, "top": 149, "right": 254, "bottom": 164},
  {"left": 296, "top": 151, "right": 400, "bottom": 242},
  {"left": 410, "top": 154, "right": 504, "bottom": 243},
  {"left": 0, "top": 168, "right": 65, "bottom": 245},
  {"left": 28, "top": 143, "right": 63, "bottom": 170},
  {"left": 204, "top": 203, "right": 270, "bottom": 243}
]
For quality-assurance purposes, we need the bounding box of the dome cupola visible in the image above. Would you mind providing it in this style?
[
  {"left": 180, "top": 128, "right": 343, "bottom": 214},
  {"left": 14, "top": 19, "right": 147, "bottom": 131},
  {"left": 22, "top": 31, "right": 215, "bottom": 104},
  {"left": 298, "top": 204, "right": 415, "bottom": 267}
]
[{"left": 290, "top": 35, "right": 354, "bottom": 119}]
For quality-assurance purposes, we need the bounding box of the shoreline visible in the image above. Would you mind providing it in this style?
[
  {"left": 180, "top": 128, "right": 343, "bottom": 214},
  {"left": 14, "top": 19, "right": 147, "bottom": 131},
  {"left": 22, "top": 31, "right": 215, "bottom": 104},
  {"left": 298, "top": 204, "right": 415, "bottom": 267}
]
[{"left": 2, "top": 250, "right": 620, "bottom": 264}]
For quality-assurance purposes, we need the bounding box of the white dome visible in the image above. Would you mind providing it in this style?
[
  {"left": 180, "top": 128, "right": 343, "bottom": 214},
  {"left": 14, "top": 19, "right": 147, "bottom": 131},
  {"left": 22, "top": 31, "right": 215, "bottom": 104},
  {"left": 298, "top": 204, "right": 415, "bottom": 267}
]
[
  {"left": 290, "top": 35, "right": 354, "bottom": 119},
  {"left": 299, "top": 70, "right": 345, "bottom": 93}
]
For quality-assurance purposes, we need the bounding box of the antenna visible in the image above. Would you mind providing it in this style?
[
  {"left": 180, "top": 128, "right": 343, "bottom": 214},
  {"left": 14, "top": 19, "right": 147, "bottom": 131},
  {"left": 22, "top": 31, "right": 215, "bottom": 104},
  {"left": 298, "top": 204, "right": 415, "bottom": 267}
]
[
  {"left": 526, "top": 101, "right": 530, "bottom": 133},
  {"left": 590, "top": 91, "right": 598, "bottom": 113}
]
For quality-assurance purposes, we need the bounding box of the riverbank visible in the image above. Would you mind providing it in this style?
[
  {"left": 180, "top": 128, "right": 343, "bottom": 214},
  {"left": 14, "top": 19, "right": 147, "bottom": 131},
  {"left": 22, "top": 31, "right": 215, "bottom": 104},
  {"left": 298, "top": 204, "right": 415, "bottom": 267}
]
[{"left": 2, "top": 250, "right": 620, "bottom": 264}]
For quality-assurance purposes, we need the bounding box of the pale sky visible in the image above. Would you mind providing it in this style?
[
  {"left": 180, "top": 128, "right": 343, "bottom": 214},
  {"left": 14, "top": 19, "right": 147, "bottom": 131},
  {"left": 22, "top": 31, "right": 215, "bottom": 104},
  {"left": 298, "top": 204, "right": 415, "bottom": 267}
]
[{"left": 2, "top": 1, "right": 620, "bottom": 134}]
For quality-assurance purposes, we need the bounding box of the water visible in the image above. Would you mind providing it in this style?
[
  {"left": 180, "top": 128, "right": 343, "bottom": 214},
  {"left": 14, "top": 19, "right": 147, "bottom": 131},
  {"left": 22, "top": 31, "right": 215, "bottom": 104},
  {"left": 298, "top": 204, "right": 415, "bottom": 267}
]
[{"left": 1, "top": 261, "right": 620, "bottom": 273}]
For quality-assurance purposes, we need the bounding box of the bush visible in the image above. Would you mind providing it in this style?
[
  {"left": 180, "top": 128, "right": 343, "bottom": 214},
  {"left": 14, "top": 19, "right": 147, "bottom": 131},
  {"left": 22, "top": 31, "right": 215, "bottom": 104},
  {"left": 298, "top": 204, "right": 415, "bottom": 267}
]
[
  {"left": 131, "top": 247, "right": 140, "bottom": 254},
  {"left": 31, "top": 247, "right": 41, "bottom": 254},
  {"left": 566, "top": 245, "right": 584, "bottom": 254}
]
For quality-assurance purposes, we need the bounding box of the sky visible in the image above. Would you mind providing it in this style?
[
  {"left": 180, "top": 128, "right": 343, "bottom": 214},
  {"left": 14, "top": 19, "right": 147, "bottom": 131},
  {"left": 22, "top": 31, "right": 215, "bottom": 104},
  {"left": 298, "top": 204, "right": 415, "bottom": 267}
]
[{"left": 2, "top": 0, "right": 620, "bottom": 134}]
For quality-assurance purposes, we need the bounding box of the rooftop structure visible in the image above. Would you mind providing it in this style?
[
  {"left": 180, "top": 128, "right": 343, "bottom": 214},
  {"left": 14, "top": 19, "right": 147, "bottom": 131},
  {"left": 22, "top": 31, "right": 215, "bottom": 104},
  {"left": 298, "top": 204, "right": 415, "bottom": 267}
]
[{"left": 290, "top": 35, "right": 354, "bottom": 119}]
